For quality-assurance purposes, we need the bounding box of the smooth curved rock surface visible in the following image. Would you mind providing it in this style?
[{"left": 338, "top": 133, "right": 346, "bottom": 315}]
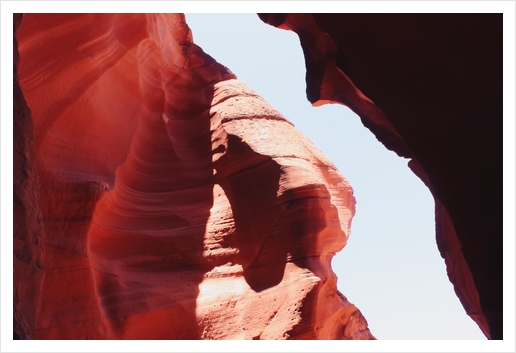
[
  {"left": 259, "top": 13, "right": 502, "bottom": 339},
  {"left": 14, "top": 13, "right": 374, "bottom": 340}
]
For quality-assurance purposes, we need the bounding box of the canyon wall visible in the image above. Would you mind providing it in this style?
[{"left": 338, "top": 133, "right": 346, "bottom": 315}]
[
  {"left": 258, "top": 13, "right": 503, "bottom": 339},
  {"left": 13, "top": 14, "right": 374, "bottom": 340}
]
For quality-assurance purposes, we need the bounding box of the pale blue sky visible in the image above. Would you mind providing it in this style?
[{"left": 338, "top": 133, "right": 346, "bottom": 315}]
[{"left": 186, "top": 13, "right": 486, "bottom": 340}]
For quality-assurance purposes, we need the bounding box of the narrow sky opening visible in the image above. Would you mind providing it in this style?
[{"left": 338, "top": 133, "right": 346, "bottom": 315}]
[{"left": 186, "top": 13, "right": 486, "bottom": 340}]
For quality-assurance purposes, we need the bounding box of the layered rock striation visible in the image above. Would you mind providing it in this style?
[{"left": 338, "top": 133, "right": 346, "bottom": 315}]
[{"left": 14, "top": 14, "right": 374, "bottom": 340}]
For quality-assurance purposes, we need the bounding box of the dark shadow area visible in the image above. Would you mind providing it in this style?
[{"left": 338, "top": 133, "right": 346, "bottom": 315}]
[
  {"left": 214, "top": 134, "right": 285, "bottom": 292},
  {"left": 311, "top": 13, "right": 503, "bottom": 340},
  {"left": 259, "top": 13, "right": 503, "bottom": 340},
  {"left": 215, "top": 134, "right": 338, "bottom": 296}
]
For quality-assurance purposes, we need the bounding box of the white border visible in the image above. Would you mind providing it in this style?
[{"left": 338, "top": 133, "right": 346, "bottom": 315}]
[
  {"left": 0, "top": 1, "right": 515, "bottom": 14},
  {"left": 1, "top": 1, "right": 514, "bottom": 352}
]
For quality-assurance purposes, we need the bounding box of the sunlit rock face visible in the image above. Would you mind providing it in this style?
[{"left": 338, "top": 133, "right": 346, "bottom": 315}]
[
  {"left": 259, "top": 13, "right": 502, "bottom": 339},
  {"left": 14, "top": 13, "right": 374, "bottom": 340}
]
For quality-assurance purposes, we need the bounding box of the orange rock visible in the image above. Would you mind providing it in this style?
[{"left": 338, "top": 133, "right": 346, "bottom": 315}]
[{"left": 14, "top": 13, "right": 374, "bottom": 340}]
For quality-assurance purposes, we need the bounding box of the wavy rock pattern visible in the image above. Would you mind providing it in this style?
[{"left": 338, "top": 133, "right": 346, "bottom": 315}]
[{"left": 14, "top": 14, "right": 374, "bottom": 339}]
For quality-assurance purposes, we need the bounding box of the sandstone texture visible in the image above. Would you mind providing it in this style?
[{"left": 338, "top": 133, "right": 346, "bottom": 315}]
[
  {"left": 14, "top": 14, "right": 374, "bottom": 340},
  {"left": 259, "top": 13, "right": 502, "bottom": 339}
]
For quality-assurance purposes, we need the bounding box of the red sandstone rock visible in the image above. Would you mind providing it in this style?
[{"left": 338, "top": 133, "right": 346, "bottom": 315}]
[
  {"left": 13, "top": 13, "right": 45, "bottom": 340},
  {"left": 259, "top": 13, "right": 502, "bottom": 339},
  {"left": 14, "top": 13, "right": 374, "bottom": 340}
]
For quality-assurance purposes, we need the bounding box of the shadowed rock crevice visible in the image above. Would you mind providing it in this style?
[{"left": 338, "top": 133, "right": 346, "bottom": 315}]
[{"left": 214, "top": 134, "right": 285, "bottom": 292}]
